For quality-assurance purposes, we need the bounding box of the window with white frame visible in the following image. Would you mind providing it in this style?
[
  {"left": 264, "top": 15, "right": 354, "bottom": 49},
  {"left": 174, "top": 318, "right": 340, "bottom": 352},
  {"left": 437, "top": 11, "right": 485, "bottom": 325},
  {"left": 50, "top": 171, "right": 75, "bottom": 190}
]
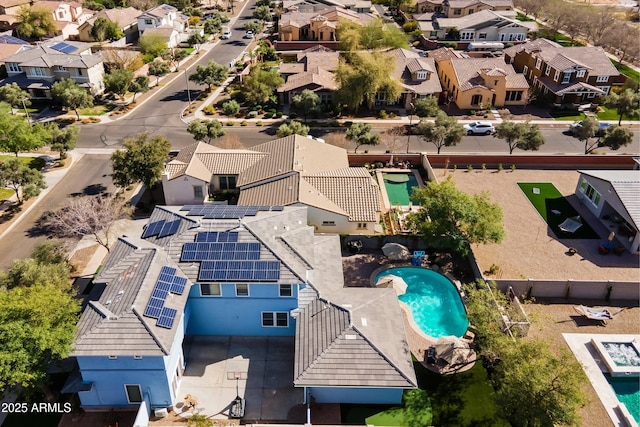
[
  {"left": 596, "top": 75, "right": 608, "bottom": 83},
  {"left": 357, "top": 223, "right": 367, "bottom": 229},
  {"left": 576, "top": 69, "right": 585, "bottom": 78},
  {"left": 145, "top": 19, "right": 153, "bottom": 25},
  {"left": 57, "top": 66, "right": 67, "bottom": 72},
  {"left": 562, "top": 72, "right": 571, "bottom": 84},
  {"left": 235, "top": 283, "right": 249, "bottom": 296},
  {"left": 262, "top": 312, "right": 289, "bottom": 327},
  {"left": 193, "top": 186, "right": 203, "bottom": 199},
  {"left": 416, "top": 71, "right": 427, "bottom": 80},
  {"left": 279, "top": 284, "right": 292, "bottom": 297},
  {"left": 535, "top": 58, "right": 542, "bottom": 69},
  {"left": 478, "top": 32, "right": 486, "bottom": 39},
  {"left": 597, "top": 86, "right": 610, "bottom": 95},
  {"left": 322, "top": 220, "right": 336, "bottom": 226},
  {"left": 461, "top": 32, "right": 473, "bottom": 40},
  {"left": 553, "top": 70, "right": 560, "bottom": 81},
  {"left": 30, "top": 67, "right": 46, "bottom": 77},
  {"left": 523, "top": 65, "right": 528, "bottom": 76},
  {"left": 7, "top": 63, "right": 22, "bottom": 73},
  {"left": 453, "top": 8, "right": 461, "bottom": 14},
  {"left": 125, "top": 385, "right": 143, "bottom": 403},
  {"left": 76, "top": 68, "right": 84, "bottom": 76},
  {"left": 545, "top": 64, "right": 551, "bottom": 76},
  {"left": 581, "top": 181, "right": 601, "bottom": 207},
  {"left": 200, "top": 283, "right": 221, "bottom": 296}
]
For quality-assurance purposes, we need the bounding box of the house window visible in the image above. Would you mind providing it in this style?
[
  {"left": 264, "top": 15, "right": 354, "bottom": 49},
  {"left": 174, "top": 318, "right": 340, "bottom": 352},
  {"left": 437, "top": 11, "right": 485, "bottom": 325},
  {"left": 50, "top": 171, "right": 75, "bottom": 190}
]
[
  {"left": 453, "top": 8, "right": 461, "bottom": 15},
  {"left": 7, "top": 63, "right": 22, "bottom": 73},
  {"left": 57, "top": 66, "right": 67, "bottom": 72},
  {"left": 523, "top": 65, "right": 529, "bottom": 76},
  {"left": 471, "top": 94, "right": 482, "bottom": 105},
  {"left": 235, "top": 283, "right": 249, "bottom": 297},
  {"left": 468, "top": 8, "right": 474, "bottom": 14},
  {"left": 562, "top": 72, "right": 571, "bottom": 84},
  {"left": 597, "top": 86, "right": 610, "bottom": 95},
  {"left": 279, "top": 284, "right": 292, "bottom": 297},
  {"left": 200, "top": 283, "right": 221, "bottom": 296},
  {"left": 322, "top": 221, "right": 336, "bottom": 226},
  {"left": 576, "top": 70, "right": 585, "bottom": 78},
  {"left": 505, "top": 91, "right": 523, "bottom": 101},
  {"left": 478, "top": 32, "right": 486, "bottom": 39},
  {"left": 416, "top": 71, "right": 427, "bottom": 80},
  {"left": 261, "top": 312, "right": 289, "bottom": 327},
  {"left": 76, "top": 68, "right": 84, "bottom": 76},
  {"left": 582, "top": 183, "right": 601, "bottom": 207},
  {"left": 535, "top": 58, "right": 542, "bottom": 69},
  {"left": 461, "top": 32, "right": 473, "bottom": 40},
  {"left": 125, "top": 385, "right": 143, "bottom": 404},
  {"left": 31, "top": 67, "right": 46, "bottom": 77},
  {"left": 545, "top": 64, "right": 551, "bottom": 76},
  {"left": 219, "top": 176, "right": 236, "bottom": 190},
  {"left": 596, "top": 75, "right": 608, "bottom": 83},
  {"left": 58, "top": 11, "right": 64, "bottom": 19},
  {"left": 357, "top": 223, "right": 367, "bottom": 229},
  {"left": 145, "top": 19, "right": 153, "bottom": 25},
  {"left": 193, "top": 186, "right": 203, "bottom": 199},
  {"left": 553, "top": 70, "right": 559, "bottom": 81}
]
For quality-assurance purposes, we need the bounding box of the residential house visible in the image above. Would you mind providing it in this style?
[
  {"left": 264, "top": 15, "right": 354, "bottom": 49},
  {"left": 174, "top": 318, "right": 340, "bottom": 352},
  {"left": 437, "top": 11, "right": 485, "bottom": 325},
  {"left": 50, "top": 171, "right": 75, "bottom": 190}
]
[
  {"left": 575, "top": 170, "right": 640, "bottom": 253},
  {"left": 0, "top": 33, "right": 29, "bottom": 63},
  {"left": 162, "top": 135, "right": 382, "bottom": 235},
  {"left": 68, "top": 205, "right": 416, "bottom": 413},
  {"left": 137, "top": 4, "right": 187, "bottom": 37},
  {"left": 440, "top": 0, "right": 513, "bottom": 17},
  {"left": 0, "top": 0, "right": 29, "bottom": 30},
  {"left": 277, "top": 45, "right": 339, "bottom": 105},
  {"left": 386, "top": 48, "right": 442, "bottom": 108},
  {"left": 503, "top": 38, "right": 624, "bottom": 106},
  {"left": 433, "top": 54, "right": 529, "bottom": 109},
  {"left": 417, "top": 9, "right": 535, "bottom": 42},
  {"left": 278, "top": 6, "right": 372, "bottom": 42},
  {"left": 283, "top": 0, "right": 372, "bottom": 14},
  {"left": 1, "top": 39, "right": 104, "bottom": 98},
  {"left": 78, "top": 6, "right": 142, "bottom": 43},
  {"left": 31, "top": 1, "right": 94, "bottom": 40},
  {"left": 414, "top": 0, "right": 444, "bottom": 14},
  {"left": 140, "top": 25, "right": 179, "bottom": 48}
]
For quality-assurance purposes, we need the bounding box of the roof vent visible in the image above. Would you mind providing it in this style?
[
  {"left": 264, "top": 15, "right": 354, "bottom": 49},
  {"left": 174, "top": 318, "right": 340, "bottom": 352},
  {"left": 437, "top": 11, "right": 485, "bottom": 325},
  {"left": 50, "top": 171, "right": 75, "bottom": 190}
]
[
  {"left": 345, "top": 334, "right": 357, "bottom": 340},
  {"left": 361, "top": 318, "right": 368, "bottom": 326}
]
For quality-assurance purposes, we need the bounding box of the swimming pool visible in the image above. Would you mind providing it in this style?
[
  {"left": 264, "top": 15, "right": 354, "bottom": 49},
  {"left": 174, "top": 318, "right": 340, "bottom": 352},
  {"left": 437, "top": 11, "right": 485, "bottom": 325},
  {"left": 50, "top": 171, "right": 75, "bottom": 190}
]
[
  {"left": 382, "top": 173, "right": 419, "bottom": 206},
  {"left": 606, "top": 374, "right": 640, "bottom": 424},
  {"left": 374, "top": 267, "right": 469, "bottom": 338}
]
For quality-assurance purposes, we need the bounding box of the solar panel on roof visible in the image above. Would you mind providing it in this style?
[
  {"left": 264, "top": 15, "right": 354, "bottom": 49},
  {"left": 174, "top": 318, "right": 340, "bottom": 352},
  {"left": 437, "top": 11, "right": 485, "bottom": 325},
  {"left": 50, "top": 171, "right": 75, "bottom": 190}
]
[
  {"left": 157, "top": 307, "right": 177, "bottom": 329},
  {"left": 141, "top": 220, "right": 166, "bottom": 238},
  {"left": 197, "top": 260, "right": 280, "bottom": 282},
  {"left": 143, "top": 266, "right": 187, "bottom": 320},
  {"left": 171, "top": 276, "right": 187, "bottom": 295},
  {"left": 51, "top": 42, "right": 76, "bottom": 54},
  {"left": 158, "top": 219, "right": 181, "bottom": 238}
]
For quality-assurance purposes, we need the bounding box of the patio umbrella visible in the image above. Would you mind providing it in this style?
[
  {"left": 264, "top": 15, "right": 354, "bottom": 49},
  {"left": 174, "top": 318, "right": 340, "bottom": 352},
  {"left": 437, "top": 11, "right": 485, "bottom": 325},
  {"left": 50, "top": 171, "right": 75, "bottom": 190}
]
[
  {"left": 375, "top": 274, "right": 408, "bottom": 295},
  {"left": 434, "top": 336, "right": 473, "bottom": 366},
  {"left": 382, "top": 243, "right": 411, "bottom": 261}
]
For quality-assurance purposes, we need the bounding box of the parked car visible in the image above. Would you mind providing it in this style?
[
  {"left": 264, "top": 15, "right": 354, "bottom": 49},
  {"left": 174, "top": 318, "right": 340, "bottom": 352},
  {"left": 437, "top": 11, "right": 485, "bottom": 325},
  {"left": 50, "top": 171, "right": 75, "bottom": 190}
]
[
  {"left": 244, "top": 30, "right": 254, "bottom": 39},
  {"left": 463, "top": 121, "right": 495, "bottom": 135},
  {"left": 568, "top": 121, "right": 611, "bottom": 136},
  {"left": 221, "top": 30, "right": 232, "bottom": 39}
]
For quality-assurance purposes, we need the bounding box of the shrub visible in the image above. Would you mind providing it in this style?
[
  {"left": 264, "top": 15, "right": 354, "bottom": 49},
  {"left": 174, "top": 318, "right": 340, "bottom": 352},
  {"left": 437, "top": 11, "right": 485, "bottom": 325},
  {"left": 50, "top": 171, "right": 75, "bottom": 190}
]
[
  {"left": 452, "top": 164, "right": 457, "bottom": 172},
  {"left": 498, "top": 163, "right": 503, "bottom": 172},
  {"left": 256, "top": 120, "right": 263, "bottom": 126},
  {"left": 378, "top": 109, "right": 388, "bottom": 119},
  {"left": 264, "top": 112, "right": 273, "bottom": 118},
  {"left": 289, "top": 112, "right": 298, "bottom": 119},
  {"left": 510, "top": 164, "right": 516, "bottom": 172},
  {"left": 402, "top": 21, "right": 418, "bottom": 32},
  {"left": 470, "top": 110, "right": 476, "bottom": 115},
  {"left": 275, "top": 111, "right": 283, "bottom": 118},
  {"left": 203, "top": 105, "right": 216, "bottom": 115},
  {"left": 488, "top": 264, "right": 500, "bottom": 275},
  {"left": 248, "top": 110, "right": 258, "bottom": 118},
  {"left": 467, "top": 165, "right": 473, "bottom": 172},
  {"left": 481, "top": 163, "right": 486, "bottom": 171},
  {"left": 241, "top": 120, "right": 248, "bottom": 126},
  {"left": 226, "top": 121, "right": 235, "bottom": 126},
  {"left": 328, "top": 120, "right": 340, "bottom": 127}
]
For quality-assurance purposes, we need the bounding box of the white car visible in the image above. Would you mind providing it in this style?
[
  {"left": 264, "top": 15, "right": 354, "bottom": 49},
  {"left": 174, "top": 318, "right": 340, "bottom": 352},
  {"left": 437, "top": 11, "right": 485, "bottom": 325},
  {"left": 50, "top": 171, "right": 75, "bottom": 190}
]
[
  {"left": 244, "top": 30, "right": 254, "bottom": 39},
  {"left": 463, "top": 121, "right": 495, "bottom": 135},
  {"left": 221, "top": 30, "right": 232, "bottom": 39}
]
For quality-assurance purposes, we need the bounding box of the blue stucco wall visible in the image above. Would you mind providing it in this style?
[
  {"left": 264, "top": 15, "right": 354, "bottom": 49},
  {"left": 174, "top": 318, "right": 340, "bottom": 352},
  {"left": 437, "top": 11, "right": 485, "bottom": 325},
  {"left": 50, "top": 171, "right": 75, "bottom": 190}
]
[
  {"left": 186, "top": 282, "right": 299, "bottom": 336},
  {"left": 308, "top": 387, "right": 405, "bottom": 404}
]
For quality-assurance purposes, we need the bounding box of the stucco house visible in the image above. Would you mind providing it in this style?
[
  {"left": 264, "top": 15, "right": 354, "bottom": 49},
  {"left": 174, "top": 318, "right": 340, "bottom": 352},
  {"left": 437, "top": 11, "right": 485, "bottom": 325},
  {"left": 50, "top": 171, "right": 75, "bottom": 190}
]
[
  {"left": 387, "top": 48, "right": 442, "bottom": 108},
  {"left": 1, "top": 39, "right": 105, "bottom": 98},
  {"left": 67, "top": 205, "right": 416, "bottom": 417},
  {"left": 278, "top": 6, "right": 372, "bottom": 42},
  {"left": 78, "top": 6, "right": 142, "bottom": 43},
  {"left": 137, "top": 4, "right": 187, "bottom": 36},
  {"left": 31, "top": 0, "right": 93, "bottom": 39},
  {"left": 277, "top": 45, "right": 339, "bottom": 105},
  {"left": 432, "top": 51, "right": 528, "bottom": 109},
  {"left": 503, "top": 38, "right": 624, "bottom": 107},
  {"left": 575, "top": 170, "right": 640, "bottom": 253},
  {"left": 0, "top": 33, "right": 29, "bottom": 63},
  {"left": 162, "top": 135, "right": 382, "bottom": 235},
  {"left": 284, "top": 0, "right": 372, "bottom": 13},
  {"left": 0, "top": 0, "right": 29, "bottom": 30}
]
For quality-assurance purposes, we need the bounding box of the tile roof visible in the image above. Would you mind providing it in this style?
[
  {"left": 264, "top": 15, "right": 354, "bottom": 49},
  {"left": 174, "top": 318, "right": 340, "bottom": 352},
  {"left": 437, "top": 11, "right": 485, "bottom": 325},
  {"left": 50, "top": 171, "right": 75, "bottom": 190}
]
[
  {"left": 277, "top": 66, "right": 338, "bottom": 92},
  {"left": 0, "top": 43, "right": 26, "bottom": 61},
  {"left": 536, "top": 76, "right": 605, "bottom": 96},
  {"left": 388, "top": 48, "right": 442, "bottom": 95},
  {"left": 142, "top": 3, "right": 177, "bottom": 19},
  {"left": 428, "top": 47, "right": 464, "bottom": 61},
  {"left": 578, "top": 170, "right": 640, "bottom": 229},
  {"left": 449, "top": 57, "right": 526, "bottom": 91},
  {"left": 0, "top": 0, "right": 28, "bottom": 8},
  {"left": 436, "top": 9, "right": 519, "bottom": 30},
  {"left": 294, "top": 290, "right": 417, "bottom": 388},
  {"left": 85, "top": 6, "right": 142, "bottom": 27},
  {"left": 2, "top": 40, "right": 99, "bottom": 69}
]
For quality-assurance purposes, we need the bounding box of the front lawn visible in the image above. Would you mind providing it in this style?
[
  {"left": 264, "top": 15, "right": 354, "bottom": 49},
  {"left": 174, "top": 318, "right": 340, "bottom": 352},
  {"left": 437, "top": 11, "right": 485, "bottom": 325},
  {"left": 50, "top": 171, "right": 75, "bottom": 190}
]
[
  {"left": 549, "top": 110, "right": 583, "bottom": 121},
  {"left": 0, "top": 187, "right": 14, "bottom": 201},
  {"left": 549, "top": 106, "right": 637, "bottom": 122},
  {"left": 0, "top": 155, "right": 46, "bottom": 170},
  {"left": 614, "top": 61, "right": 640, "bottom": 85},
  {"left": 76, "top": 104, "right": 116, "bottom": 116}
]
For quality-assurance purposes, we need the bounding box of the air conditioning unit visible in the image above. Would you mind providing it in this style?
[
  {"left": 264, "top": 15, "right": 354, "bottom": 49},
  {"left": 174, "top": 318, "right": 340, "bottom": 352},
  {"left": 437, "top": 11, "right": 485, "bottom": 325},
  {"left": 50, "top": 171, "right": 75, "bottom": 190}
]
[{"left": 154, "top": 408, "right": 168, "bottom": 418}]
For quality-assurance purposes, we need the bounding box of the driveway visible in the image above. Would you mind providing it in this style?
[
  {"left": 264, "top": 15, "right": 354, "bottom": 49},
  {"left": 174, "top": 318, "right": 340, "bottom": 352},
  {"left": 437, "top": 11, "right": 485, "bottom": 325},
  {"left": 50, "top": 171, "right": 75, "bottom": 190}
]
[{"left": 177, "top": 336, "right": 303, "bottom": 423}]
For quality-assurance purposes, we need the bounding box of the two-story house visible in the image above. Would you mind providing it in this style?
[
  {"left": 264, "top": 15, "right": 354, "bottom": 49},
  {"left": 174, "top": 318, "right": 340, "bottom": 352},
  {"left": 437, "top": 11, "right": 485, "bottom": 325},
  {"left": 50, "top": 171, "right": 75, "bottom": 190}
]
[
  {"left": 277, "top": 45, "right": 339, "bottom": 105},
  {"left": 431, "top": 49, "right": 529, "bottom": 109},
  {"left": 388, "top": 47, "right": 442, "bottom": 108},
  {"left": 78, "top": 7, "right": 142, "bottom": 43},
  {"left": 1, "top": 39, "right": 104, "bottom": 98},
  {"left": 31, "top": 1, "right": 94, "bottom": 40},
  {"left": 278, "top": 6, "right": 372, "bottom": 43},
  {"left": 440, "top": 0, "right": 513, "bottom": 17},
  {"left": 162, "top": 135, "right": 382, "bottom": 235},
  {"left": 137, "top": 4, "right": 187, "bottom": 36},
  {"left": 68, "top": 205, "right": 416, "bottom": 418},
  {"left": 0, "top": 33, "right": 29, "bottom": 63},
  {"left": 0, "top": 0, "right": 30, "bottom": 30},
  {"left": 503, "top": 38, "right": 624, "bottom": 107}
]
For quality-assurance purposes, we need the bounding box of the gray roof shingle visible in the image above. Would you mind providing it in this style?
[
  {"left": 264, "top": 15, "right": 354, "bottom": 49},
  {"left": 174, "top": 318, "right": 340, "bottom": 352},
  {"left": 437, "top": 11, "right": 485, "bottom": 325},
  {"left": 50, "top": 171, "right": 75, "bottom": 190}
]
[{"left": 578, "top": 170, "right": 640, "bottom": 229}]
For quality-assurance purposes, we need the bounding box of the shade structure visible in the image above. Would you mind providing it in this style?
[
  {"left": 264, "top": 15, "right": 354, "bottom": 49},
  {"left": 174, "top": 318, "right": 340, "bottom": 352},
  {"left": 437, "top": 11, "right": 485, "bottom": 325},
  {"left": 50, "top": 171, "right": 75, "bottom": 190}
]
[
  {"left": 434, "top": 336, "right": 473, "bottom": 366},
  {"left": 375, "top": 274, "right": 408, "bottom": 296}
]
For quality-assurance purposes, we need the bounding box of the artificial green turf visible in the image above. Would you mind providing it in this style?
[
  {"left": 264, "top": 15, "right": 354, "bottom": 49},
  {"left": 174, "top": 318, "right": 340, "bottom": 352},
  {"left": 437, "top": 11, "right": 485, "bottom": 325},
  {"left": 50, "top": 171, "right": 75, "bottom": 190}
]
[
  {"left": 518, "top": 182, "right": 599, "bottom": 239},
  {"left": 342, "top": 390, "right": 432, "bottom": 426},
  {"left": 0, "top": 188, "right": 14, "bottom": 201}
]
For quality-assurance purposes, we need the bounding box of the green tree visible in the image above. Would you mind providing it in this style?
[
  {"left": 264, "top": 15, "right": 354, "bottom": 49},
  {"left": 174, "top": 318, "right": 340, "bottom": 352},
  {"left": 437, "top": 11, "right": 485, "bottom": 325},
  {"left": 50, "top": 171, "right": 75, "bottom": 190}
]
[
  {"left": 187, "top": 33, "right": 206, "bottom": 51},
  {"left": 0, "top": 277, "right": 79, "bottom": 391},
  {"left": 345, "top": 122, "right": 380, "bottom": 153},
  {"left": 204, "top": 17, "right": 222, "bottom": 35},
  {"left": 148, "top": 60, "right": 171, "bottom": 85},
  {"left": 31, "top": 239, "right": 69, "bottom": 267},
  {"left": 602, "top": 88, "right": 640, "bottom": 125},
  {"left": 276, "top": 121, "right": 310, "bottom": 137},
  {"left": 244, "top": 20, "right": 262, "bottom": 35},
  {"left": 104, "top": 69, "right": 134, "bottom": 99},
  {"left": 129, "top": 75, "right": 150, "bottom": 102},
  {"left": 110, "top": 132, "right": 170, "bottom": 191},
  {"left": 48, "top": 123, "right": 79, "bottom": 159},
  {"left": 0, "top": 83, "right": 31, "bottom": 114},
  {"left": 252, "top": 5, "right": 271, "bottom": 22},
  {"left": 186, "top": 119, "right": 226, "bottom": 143},
  {"left": 291, "top": 89, "right": 320, "bottom": 123},
  {"left": 0, "top": 109, "right": 49, "bottom": 155},
  {"left": 222, "top": 100, "right": 240, "bottom": 117},
  {"left": 189, "top": 60, "right": 228, "bottom": 90},
  {"left": 413, "top": 96, "right": 440, "bottom": 117},
  {"left": 572, "top": 116, "right": 600, "bottom": 154},
  {"left": 16, "top": 6, "right": 57, "bottom": 38},
  {"left": 494, "top": 121, "right": 545, "bottom": 154},
  {"left": 50, "top": 78, "right": 93, "bottom": 119},
  {"left": 2, "top": 258, "right": 71, "bottom": 290},
  {"left": 162, "top": 48, "right": 188, "bottom": 71},
  {"left": 0, "top": 157, "right": 47, "bottom": 203},
  {"left": 335, "top": 52, "right": 401, "bottom": 112},
  {"left": 241, "top": 67, "right": 284, "bottom": 106},
  {"left": 598, "top": 125, "right": 635, "bottom": 152},
  {"left": 415, "top": 111, "right": 465, "bottom": 154},
  {"left": 90, "top": 17, "right": 124, "bottom": 41},
  {"left": 338, "top": 18, "right": 408, "bottom": 51},
  {"left": 406, "top": 177, "right": 504, "bottom": 255},
  {"left": 138, "top": 33, "right": 168, "bottom": 57}
]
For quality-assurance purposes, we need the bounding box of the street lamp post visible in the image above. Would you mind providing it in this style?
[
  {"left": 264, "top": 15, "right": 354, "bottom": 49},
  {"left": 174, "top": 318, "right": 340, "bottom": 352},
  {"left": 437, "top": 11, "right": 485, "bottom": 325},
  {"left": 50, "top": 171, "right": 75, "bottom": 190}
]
[
  {"left": 184, "top": 69, "right": 192, "bottom": 104},
  {"left": 407, "top": 102, "right": 414, "bottom": 153}
]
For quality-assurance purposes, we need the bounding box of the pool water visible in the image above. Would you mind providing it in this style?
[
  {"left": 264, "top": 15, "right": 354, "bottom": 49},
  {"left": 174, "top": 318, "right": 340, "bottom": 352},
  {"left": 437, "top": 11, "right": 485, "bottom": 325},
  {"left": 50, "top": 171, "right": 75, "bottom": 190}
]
[
  {"left": 605, "top": 374, "right": 640, "bottom": 424},
  {"left": 374, "top": 267, "right": 469, "bottom": 338},
  {"left": 383, "top": 173, "right": 419, "bottom": 206}
]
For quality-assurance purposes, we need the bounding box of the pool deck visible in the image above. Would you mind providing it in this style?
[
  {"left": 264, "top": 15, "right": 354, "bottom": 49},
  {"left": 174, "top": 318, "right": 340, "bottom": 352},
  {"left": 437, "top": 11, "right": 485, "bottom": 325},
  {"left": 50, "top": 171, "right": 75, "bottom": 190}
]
[
  {"left": 376, "top": 168, "right": 425, "bottom": 212},
  {"left": 563, "top": 333, "right": 640, "bottom": 427}
]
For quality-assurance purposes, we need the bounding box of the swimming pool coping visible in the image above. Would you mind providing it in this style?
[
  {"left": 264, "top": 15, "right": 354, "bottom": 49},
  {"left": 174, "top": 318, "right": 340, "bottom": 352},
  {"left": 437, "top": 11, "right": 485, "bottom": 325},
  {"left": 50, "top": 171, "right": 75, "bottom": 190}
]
[{"left": 563, "top": 333, "right": 640, "bottom": 427}]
